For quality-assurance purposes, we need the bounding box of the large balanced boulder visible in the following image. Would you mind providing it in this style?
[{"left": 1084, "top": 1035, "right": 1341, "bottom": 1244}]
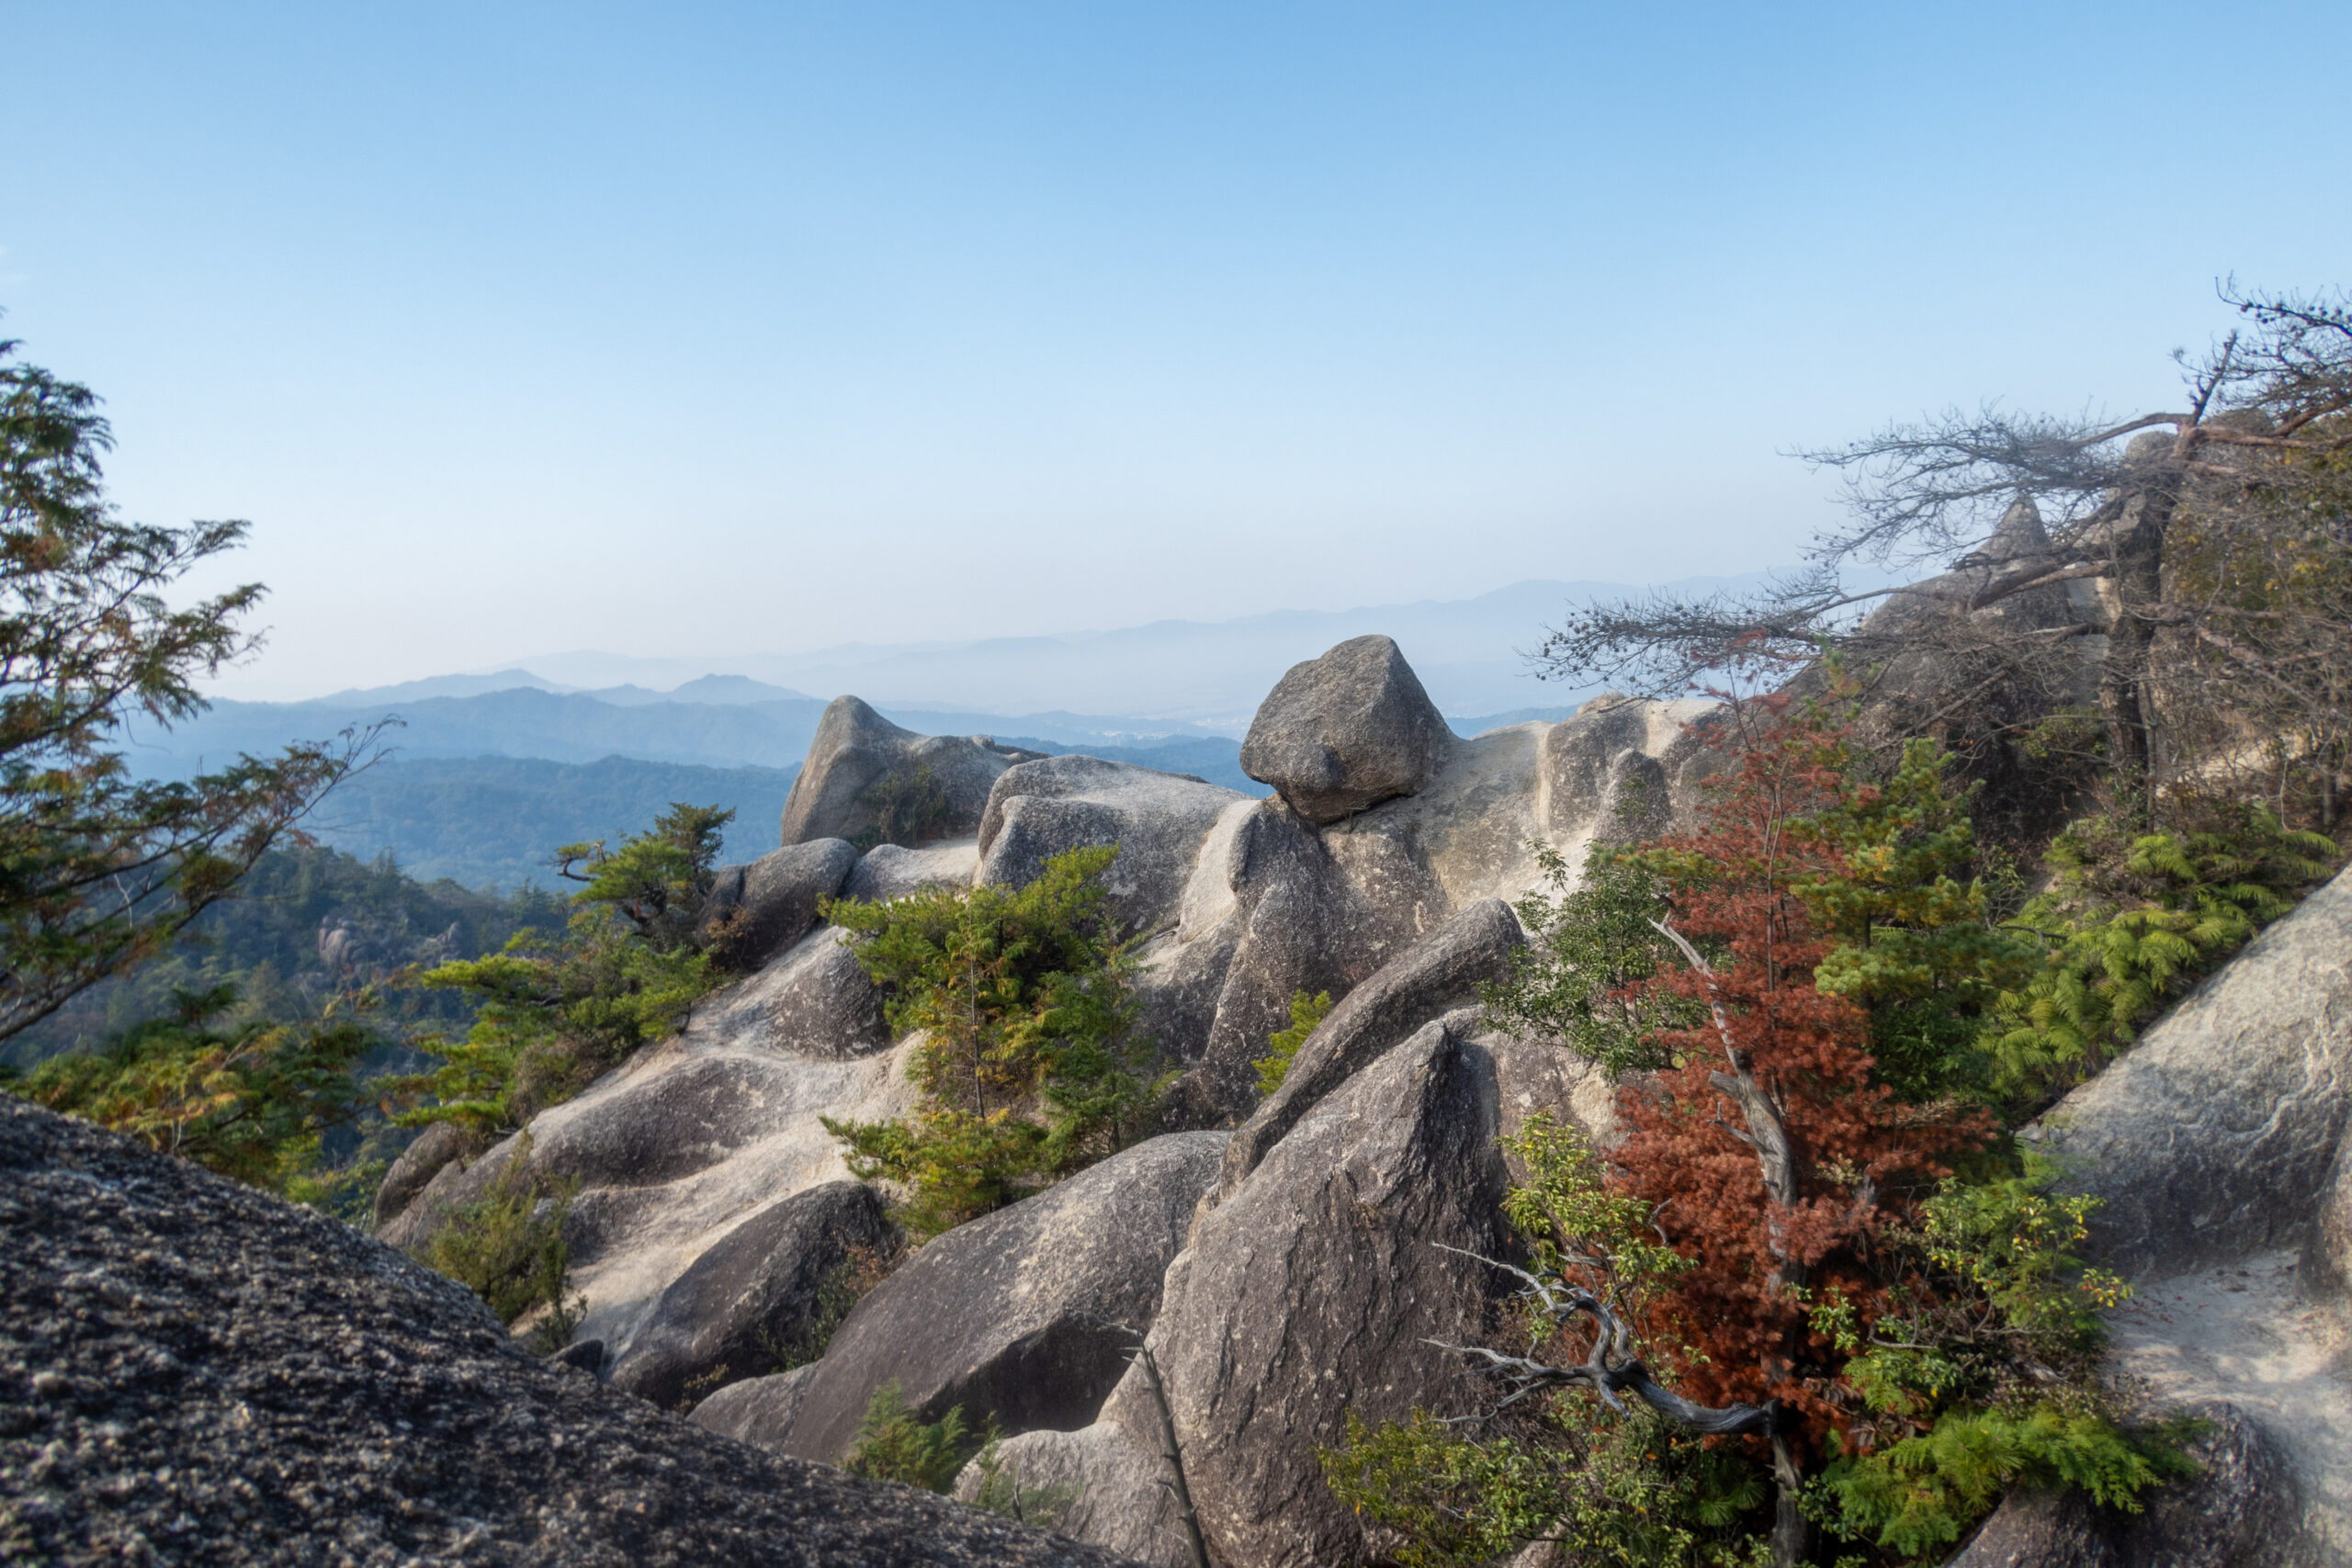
[
  {"left": 977, "top": 754, "right": 1249, "bottom": 936},
  {"left": 1105, "top": 1021, "right": 1513, "bottom": 1568},
  {"left": 1945, "top": 1404, "right": 2300, "bottom": 1567},
  {"left": 1210, "top": 897, "right": 1522, "bottom": 1206},
  {"left": 0, "top": 1096, "right": 1138, "bottom": 1568},
  {"left": 607, "top": 1179, "right": 892, "bottom": 1411},
  {"left": 778, "top": 696, "right": 1039, "bottom": 847},
  {"left": 2022, "top": 863, "right": 2352, "bottom": 1278},
  {"left": 1238, "top": 635, "right": 1452, "bottom": 824},
  {"left": 735, "top": 1132, "right": 1229, "bottom": 1464},
  {"left": 700, "top": 837, "right": 859, "bottom": 967}
]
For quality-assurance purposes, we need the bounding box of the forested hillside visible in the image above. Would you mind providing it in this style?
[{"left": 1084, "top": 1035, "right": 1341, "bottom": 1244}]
[
  {"left": 2, "top": 846, "right": 565, "bottom": 1069},
  {"left": 311, "top": 756, "right": 805, "bottom": 890}
]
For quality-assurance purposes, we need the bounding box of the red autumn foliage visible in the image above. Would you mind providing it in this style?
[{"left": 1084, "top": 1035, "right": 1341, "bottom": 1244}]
[{"left": 1609, "top": 698, "right": 1989, "bottom": 1444}]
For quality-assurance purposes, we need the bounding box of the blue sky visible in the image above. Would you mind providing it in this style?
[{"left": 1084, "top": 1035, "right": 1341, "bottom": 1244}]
[{"left": 5, "top": 1, "right": 2346, "bottom": 698}]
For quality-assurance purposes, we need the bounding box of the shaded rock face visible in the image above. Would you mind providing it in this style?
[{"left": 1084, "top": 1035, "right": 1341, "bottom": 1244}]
[
  {"left": 1169, "top": 800, "right": 1427, "bottom": 1126},
  {"left": 953, "top": 1424, "right": 1193, "bottom": 1568},
  {"left": 1110, "top": 1024, "right": 1512, "bottom": 1568},
  {"left": 701, "top": 838, "right": 859, "bottom": 967},
  {"left": 1211, "top": 897, "right": 1523, "bottom": 1206},
  {"left": 1946, "top": 1404, "right": 2300, "bottom": 1567},
  {"left": 977, "top": 754, "right": 1249, "bottom": 937},
  {"left": 607, "top": 1179, "right": 891, "bottom": 1412},
  {"left": 751, "top": 1132, "right": 1228, "bottom": 1465},
  {"left": 2303, "top": 1120, "right": 2352, "bottom": 1300},
  {"left": 2024, "top": 863, "right": 2352, "bottom": 1278},
  {"left": 1238, "top": 635, "right": 1452, "bottom": 824},
  {"left": 0, "top": 1097, "right": 1142, "bottom": 1568},
  {"left": 371, "top": 1118, "right": 470, "bottom": 1231},
  {"left": 778, "top": 696, "right": 1039, "bottom": 848},
  {"left": 693, "top": 1360, "right": 820, "bottom": 1447}
]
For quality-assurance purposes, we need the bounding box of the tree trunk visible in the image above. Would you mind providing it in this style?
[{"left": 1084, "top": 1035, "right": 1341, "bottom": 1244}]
[
  {"left": 2100, "top": 474, "right": 2178, "bottom": 820},
  {"left": 1769, "top": 1433, "right": 1810, "bottom": 1568}
]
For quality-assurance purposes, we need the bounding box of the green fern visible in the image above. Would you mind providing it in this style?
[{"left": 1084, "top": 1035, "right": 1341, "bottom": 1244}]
[
  {"left": 1251, "top": 988, "right": 1334, "bottom": 1097},
  {"left": 1983, "top": 803, "right": 2335, "bottom": 1092},
  {"left": 1819, "top": 1404, "right": 2194, "bottom": 1560}
]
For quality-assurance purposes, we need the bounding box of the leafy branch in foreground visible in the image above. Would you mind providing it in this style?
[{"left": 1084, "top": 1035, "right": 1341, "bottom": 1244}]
[
  {"left": 1, "top": 981, "right": 380, "bottom": 1207},
  {"left": 390, "top": 802, "right": 739, "bottom": 1137},
  {"left": 2, "top": 332, "right": 379, "bottom": 1043},
  {"left": 1530, "top": 284, "right": 2352, "bottom": 820}
]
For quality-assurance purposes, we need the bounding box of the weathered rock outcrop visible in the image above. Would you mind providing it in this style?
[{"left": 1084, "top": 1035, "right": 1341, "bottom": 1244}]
[
  {"left": 1238, "top": 635, "right": 1452, "bottom": 824},
  {"left": 2023, "top": 862, "right": 2352, "bottom": 1278},
  {"left": 378, "top": 1026, "right": 924, "bottom": 1369},
  {"left": 2303, "top": 1120, "right": 2352, "bottom": 1300},
  {"left": 842, "top": 837, "right": 982, "bottom": 902},
  {"left": 693, "top": 1360, "right": 820, "bottom": 1447},
  {"left": 734, "top": 1133, "right": 1228, "bottom": 1464},
  {"left": 1211, "top": 897, "right": 1522, "bottom": 1204},
  {"left": 953, "top": 1423, "right": 1194, "bottom": 1568},
  {"left": 778, "top": 696, "right": 1040, "bottom": 847},
  {"left": 977, "top": 754, "right": 1249, "bottom": 936},
  {"left": 1105, "top": 1022, "right": 1513, "bottom": 1568},
  {"left": 607, "top": 1179, "right": 892, "bottom": 1411},
  {"left": 1945, "top": 1404, "right": 2301, "bottom": 1568},
  {"left": 701, "top": 837, "right": 859, "bottom": 967},
  {"left": 370, "top": 1118, "right": 472, "bottom": 1231},
  {"left": 691, "top": 925, "right": 893, "bottom": 1061},
  {"left": 0, "top": 1096, "right": 1138, "bottom": 1568}
]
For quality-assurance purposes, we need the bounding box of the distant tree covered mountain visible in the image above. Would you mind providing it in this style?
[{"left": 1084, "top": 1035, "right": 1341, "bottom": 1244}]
[
  {"left": 4, "top": 845, "right": 568, "bottom": 1070},
  {"left": 308, "top": 756, "right": 807, "bottom": 892},
  {"left": 130, "top": 689, "right": 835, "bottom": 778}
]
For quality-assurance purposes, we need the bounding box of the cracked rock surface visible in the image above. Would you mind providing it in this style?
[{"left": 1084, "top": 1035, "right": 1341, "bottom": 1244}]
[{"left": 0, "top": 1095, "right": 1135, "bottom": 1568}]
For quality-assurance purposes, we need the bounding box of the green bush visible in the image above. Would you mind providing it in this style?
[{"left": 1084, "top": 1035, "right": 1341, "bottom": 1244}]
[
  {"left": 421, "top": 1136, "right": 585, "bottom": 1351},
  {"left": 5, "top": 984, "right": 381, "bottom": 1211},
  {"left": 1251, "top": 988, "right": 1332, "bottom": 1097},
  {"left": 1983, "top": 798, "right": 2337, "bottom": 1098},
  {"left": 841, "top": 1383, "right": 990, "bottom": 1492},
  {"left": 1479, "top": 840, "right": 1702, "bottom": 1077},
  {"left": 1322, "top": 1406, "right": 1770, "bottom": 1568},
  {"left": 1815, "top": 1405, "right": 2196, "bottom": 1561},
  {"left": 820, "top": 844, "right": 1167, "bottom": 1236},
  {"left": 390, "top": 803, "right": 739, "bottom": 1139}
]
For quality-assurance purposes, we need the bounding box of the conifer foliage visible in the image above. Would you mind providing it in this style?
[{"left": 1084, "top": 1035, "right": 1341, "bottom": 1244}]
[
  {"left": 1337, "top": 692, "right": 2209, "bottom": 1566},
  {"left": 820, "top": 844, "right": 1168, "bottom": 1236}
]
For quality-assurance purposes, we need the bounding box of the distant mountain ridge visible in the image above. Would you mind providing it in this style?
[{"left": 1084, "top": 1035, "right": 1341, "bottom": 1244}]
[{"left": 272, "top": 574, "right": 1765, "bottom": 728}]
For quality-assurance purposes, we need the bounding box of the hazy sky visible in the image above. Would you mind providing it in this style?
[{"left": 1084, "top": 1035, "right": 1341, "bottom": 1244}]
[{"left": 6, "top": 2, "right": 2346, "bottom": 699}]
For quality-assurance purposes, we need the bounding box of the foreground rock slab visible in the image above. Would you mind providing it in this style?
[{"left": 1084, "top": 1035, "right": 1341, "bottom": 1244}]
[
  {"left": 1105, "top": 1023, "right": 1512, "bottom": 1568},
  {"left": 0, "top": 1096, "right": 1138, "bottom": 1568},
  {"left": 735, "top": 1132, "right": 1229, "bottom": 1465}
]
